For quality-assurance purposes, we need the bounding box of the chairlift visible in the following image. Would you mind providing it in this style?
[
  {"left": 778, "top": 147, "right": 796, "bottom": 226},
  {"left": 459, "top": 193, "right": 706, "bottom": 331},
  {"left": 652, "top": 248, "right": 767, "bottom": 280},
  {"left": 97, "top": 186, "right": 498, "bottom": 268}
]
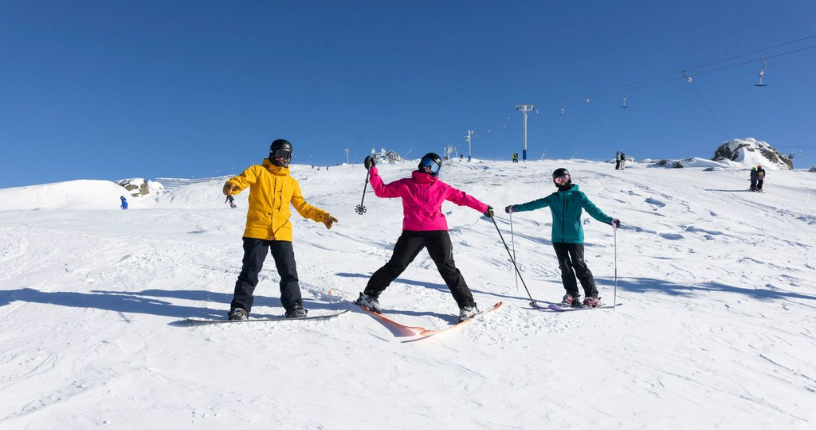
[
  {"left": 502, "top": 116, "right": 509, "bottom": 130},
  {"left": 620, "top": 91, "right": 628, "bottom": 108},
  {"left": 560, "top": 107, "right": 565, "bottom": 116},
  {"left": 535, "top": 109, "right": 540, "bottom": 116},
  {"left": 486, "top": 128, "right": 491, "bottom": 135},
  {"left": 755, "top": 59, "right": 767, "bottom": 87},
  {"left": 682, "top": 69, "right": 692, "bottom": 83},
  {"left": 584, "top": 95, "right": 590, "bottom": 103}
]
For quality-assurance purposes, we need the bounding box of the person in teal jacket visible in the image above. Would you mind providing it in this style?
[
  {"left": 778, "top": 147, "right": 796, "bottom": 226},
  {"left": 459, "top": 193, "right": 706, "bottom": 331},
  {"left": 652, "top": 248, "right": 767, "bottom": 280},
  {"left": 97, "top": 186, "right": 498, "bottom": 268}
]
[{"left": 505, "top": 168, "right": 620, "bottom": 308}]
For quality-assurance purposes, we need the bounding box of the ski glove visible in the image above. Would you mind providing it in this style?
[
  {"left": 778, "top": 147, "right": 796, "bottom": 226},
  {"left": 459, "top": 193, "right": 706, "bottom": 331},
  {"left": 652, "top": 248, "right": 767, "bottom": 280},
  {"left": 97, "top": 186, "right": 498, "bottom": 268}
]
[
  {"left": 504, "top": 205, "right": 514, "bottom": 214},
  {"left": 483, "top": 206, "right": 494, "bottom": 218},
  {"left": 323, "top": 214, "right": 339, "bottom": 229},
  {"left": 611, "top": 218, "right": 621, "bottom": 228},
  {"left": 364, "top": 156, "right": 376, "bottom": 170},
  {"left": 223, "top": 182, "right": 239, "bottom": 196}
]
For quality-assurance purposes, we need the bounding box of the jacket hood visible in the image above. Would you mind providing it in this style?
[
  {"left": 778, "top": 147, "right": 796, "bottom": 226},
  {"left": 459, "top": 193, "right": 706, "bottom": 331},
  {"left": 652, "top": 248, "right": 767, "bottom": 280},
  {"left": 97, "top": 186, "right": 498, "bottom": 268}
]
[{"left": 262, "top": 158, "right": 291, "bottom": 175}]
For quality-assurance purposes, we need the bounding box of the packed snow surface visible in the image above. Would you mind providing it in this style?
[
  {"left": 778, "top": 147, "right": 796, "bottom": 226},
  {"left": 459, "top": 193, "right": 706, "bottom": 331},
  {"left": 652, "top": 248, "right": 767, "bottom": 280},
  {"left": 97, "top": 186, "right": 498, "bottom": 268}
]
[{"left": 1, "top": 159, "right": 815, "bottom": 429}]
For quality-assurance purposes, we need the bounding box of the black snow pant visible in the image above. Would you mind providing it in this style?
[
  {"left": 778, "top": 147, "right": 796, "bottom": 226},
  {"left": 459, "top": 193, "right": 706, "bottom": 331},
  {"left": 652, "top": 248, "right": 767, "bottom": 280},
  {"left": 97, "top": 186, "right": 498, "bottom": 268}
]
[
  {"left": 615, "top": 160, "right": 620, "bottom": 170},
  {"left": 552, "top": 242, "right": 599, "bottom": 298},
  {"left": 757, "top": 180, "right": 764, "bottom": 191},
  {"left": 231, "top": 238, "right": 302, "bottom": 312},
  {"left": 364, "top": 230, "right": 476, "bottom": 309},
  {"left": 750, "top": 178, "right": 758, "bottom": 191}
]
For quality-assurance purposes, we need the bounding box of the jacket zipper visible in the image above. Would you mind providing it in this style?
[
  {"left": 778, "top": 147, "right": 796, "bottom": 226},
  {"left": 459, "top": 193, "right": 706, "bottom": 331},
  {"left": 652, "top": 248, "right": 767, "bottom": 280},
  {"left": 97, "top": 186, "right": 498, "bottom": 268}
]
[{"left": 561, "top": 191, "right": 567, "bottom": 241}]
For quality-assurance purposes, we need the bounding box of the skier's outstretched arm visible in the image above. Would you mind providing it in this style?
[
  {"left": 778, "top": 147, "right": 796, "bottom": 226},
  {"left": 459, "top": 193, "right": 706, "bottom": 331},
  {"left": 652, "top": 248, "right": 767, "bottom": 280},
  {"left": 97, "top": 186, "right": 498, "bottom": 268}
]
[
  {"left": 581, "top": 194, "right": 614, "bottom": 224},
  {"left": 223, "top": 166, "right": 258, "bottom": 195},
  {"left": 368, "top": 166, "right": 404, "bottom": 199},
  {"left": 505, "top": 196, "right": 551, "bottom": 214},
  {"left": 445, "top": 186, "right": 489, "bottom": 214},
  {"left": 290, "top": 181, "right": 337, "bottom": 229}
]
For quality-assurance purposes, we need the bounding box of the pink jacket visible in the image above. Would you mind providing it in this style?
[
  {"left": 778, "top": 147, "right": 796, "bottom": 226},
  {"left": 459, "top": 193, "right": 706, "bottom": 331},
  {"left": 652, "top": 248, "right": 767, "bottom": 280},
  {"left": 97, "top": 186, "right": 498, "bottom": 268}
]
[{"left": 369, "top": 166, "right": 488, "bottom": 231}]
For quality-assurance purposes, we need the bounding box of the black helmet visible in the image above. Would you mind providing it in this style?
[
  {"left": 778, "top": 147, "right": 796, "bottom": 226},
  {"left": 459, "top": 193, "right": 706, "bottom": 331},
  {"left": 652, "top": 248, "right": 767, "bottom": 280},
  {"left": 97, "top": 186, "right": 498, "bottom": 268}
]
[
  {"left": 552, "top": 168, "right": 571, "bottom": 187},
  {"left": 418, "top": 152, "right": 443, "bottom": 176},
  {"left": 269, "top": 139, "right": 293, "bottom": 167}
]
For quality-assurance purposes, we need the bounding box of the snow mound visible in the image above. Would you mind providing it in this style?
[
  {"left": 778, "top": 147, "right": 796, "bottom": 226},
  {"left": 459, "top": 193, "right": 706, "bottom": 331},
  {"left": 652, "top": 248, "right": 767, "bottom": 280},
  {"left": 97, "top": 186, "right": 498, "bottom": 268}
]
[
  {"left": 0, "top": 180, "right": 136, "bottom": 211},
  {"left": 649, "top": 157, "right": 728, "bottom": 169},
  {"left": 711, "top": 138, "right": 793, "bottom": 170},
  {"left": 117, "top": 178, "right": 164, "bottom": 197}
]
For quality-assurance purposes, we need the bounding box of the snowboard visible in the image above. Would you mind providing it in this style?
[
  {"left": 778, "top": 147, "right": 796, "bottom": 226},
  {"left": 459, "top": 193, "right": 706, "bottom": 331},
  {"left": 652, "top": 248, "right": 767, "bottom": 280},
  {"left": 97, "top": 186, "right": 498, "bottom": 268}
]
[{"left": 185, "top": 309, "right": 350, "bottom": 324}]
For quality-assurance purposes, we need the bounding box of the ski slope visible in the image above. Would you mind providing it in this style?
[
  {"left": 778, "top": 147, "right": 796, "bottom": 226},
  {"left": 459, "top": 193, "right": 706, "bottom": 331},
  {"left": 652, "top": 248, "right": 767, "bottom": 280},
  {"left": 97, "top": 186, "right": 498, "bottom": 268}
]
[{"left": 1, "top": 159, "right": 814, "bottom": 429}]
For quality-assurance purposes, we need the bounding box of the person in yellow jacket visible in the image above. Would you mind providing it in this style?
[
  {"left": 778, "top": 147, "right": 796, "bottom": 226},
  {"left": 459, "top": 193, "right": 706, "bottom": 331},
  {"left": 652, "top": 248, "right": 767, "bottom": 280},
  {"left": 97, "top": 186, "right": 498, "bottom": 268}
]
[{"left": 223, "top": 139, "right": 339, "bottom": 320}]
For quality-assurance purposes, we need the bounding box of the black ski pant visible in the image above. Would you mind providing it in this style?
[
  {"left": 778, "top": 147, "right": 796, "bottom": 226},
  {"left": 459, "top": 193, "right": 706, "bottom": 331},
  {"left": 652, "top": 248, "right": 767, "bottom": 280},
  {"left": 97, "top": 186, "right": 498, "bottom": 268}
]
[
  {"left": 552, "top": 242, "right": 599, "bottom": 298},
  {"left": 365, "top": 230, "right": 476, "bottom": 309},
  {"left": 231, "top": 238, "right": 302, "bottom": 312},
  {"left": 757, "top": 180, "right": 764, "bottom": 191},
  {"left": 750, "top": 178, "right": 758, "bottom": 191}
]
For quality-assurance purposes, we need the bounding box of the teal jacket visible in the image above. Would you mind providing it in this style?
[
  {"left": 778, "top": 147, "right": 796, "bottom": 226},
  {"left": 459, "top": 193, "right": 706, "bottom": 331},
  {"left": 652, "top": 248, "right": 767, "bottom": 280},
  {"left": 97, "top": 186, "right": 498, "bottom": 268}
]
[{"left": 511, "top": 184, "right": 612, "bottom": 244}]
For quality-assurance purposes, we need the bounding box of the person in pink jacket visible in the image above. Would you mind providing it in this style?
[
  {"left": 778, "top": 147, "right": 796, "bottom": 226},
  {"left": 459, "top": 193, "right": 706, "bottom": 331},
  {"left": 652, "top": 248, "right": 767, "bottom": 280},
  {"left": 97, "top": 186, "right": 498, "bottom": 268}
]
[{"left": 355, "top": 153, "right": 494, "bottom": 322}]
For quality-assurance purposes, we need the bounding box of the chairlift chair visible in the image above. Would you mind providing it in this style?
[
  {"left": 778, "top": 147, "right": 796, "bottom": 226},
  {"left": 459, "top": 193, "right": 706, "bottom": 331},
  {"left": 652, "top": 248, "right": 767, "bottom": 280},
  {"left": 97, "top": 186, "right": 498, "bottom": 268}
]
[
  {"left": 755, "top": 59, "right": 767, "bottom": 87},
  {"left": 621, "top": 91, "right": 628, "bottom": 108}
]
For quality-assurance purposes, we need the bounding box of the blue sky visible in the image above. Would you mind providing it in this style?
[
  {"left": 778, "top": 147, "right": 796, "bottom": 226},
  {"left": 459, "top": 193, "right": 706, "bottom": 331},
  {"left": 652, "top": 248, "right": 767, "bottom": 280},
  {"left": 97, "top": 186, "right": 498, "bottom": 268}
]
[{"left": 1, "top": 0, "right": 815, "bottom": 187}]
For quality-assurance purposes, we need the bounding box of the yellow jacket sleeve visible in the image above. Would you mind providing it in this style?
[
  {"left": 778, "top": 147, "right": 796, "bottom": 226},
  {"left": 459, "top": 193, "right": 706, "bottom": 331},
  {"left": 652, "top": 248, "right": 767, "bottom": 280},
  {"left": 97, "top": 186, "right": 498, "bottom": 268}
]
[
  {"left": 226, "top": 166, "right": 259, "bottom": 194},
  {"left": 291, "top": 180, "right": 327, "bottom": 223}
]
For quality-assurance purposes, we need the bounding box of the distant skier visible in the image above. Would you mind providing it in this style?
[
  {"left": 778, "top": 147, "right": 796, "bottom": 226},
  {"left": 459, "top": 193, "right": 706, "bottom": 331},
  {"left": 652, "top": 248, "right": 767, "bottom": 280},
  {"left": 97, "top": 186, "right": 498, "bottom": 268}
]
[
  {"left": 756, "top": 165, "right": 766, "bottom": 191},
  {"left": 505, "top": 168, "right": 620, "bottom": 308},
  {"left": 749, "top": 167, "right": 758, "bottom": 191},
  {"left": 222, "top": 139, "right": 339, "bottom": 320},
  {"left": 615, "top": 151, "right": 621, "bottom": 170},
  {"left": 619, "top": 152, "right": 627, "bottom": 170},
  {"left": 225, "top": 194, "right": 236, "bottom": 208},
  {"left": 120, "top": 196, "right": 128, "bottom": 210},
  {"left": 512, "top": 153, "right": 519, "bottom": 163},
  {"left": 355, "top": 153, "right": 494, "bottom": 322}
]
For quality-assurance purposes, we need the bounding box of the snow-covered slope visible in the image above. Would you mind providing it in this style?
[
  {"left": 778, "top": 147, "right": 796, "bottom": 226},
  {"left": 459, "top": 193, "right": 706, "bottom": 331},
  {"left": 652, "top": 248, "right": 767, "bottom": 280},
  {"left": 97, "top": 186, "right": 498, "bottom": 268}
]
[{"left": 1, "top": 160, "right": 814, "bottom": 429}]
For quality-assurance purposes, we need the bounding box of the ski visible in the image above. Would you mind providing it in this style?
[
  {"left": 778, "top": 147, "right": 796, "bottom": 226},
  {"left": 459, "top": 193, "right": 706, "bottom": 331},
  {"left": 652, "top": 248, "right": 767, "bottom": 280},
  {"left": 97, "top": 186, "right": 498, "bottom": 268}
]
[
  {"left": 357, "top": 305, "right": 427, "bottom": 337},
  {"left": 533, "top": 302, "right": 622, "bottom": 312},
  {"left": 415, "top": 302, "right": 503, "bottom": 339},
  {"left": 358, "top": 302, "right": 503, "bottom": 339},
  {"left": 185, "top": 309, "right": 350, "bottom": 324}
]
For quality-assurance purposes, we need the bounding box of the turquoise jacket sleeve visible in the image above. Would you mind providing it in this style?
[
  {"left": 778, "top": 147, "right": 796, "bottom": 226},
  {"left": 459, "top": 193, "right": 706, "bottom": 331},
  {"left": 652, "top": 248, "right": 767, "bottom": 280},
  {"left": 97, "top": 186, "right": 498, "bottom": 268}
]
[
  {"left": 512, "top": 195, "right": 552, "bottom": 213},
  {"left": 581, "top": 193, "right": 613, "bottom": 224}
]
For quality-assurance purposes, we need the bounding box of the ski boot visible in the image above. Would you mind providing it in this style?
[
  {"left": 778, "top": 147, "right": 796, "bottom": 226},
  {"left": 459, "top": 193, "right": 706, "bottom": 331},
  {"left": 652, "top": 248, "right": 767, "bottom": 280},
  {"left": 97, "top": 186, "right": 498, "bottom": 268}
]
[
  {"left": 228, "top": 308, "right": 249, "bottom": 321},
  {"left": 582, "top": 296, "right": 601, "bottom": 308},
  {"left": 561, "top": 294, "right": 582, "bottom": 308},
  {"left": 355, "top": 292, "right": 381, "bottom": 314},
  {"left": 285, "top": 301, "right": 308, "bottom": 318},
  {"left": 458, "top": 304, "right": 481, "bottom": 323}
]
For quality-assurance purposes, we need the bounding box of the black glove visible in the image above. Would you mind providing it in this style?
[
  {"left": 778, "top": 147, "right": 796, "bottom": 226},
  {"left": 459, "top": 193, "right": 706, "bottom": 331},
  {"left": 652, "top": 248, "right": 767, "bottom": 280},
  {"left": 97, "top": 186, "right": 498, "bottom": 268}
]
[
  {"left": 483, "top": 205, "right": 494, "bottom": 218},
  {"left": 505, "top": 205, "right": 514, "bottom": 214},
  {"left": 611, "top": 218, "right": 621, "bottom": 228},
  {"left": 364, "top": 156, "right": 375, "bottom": 170}
]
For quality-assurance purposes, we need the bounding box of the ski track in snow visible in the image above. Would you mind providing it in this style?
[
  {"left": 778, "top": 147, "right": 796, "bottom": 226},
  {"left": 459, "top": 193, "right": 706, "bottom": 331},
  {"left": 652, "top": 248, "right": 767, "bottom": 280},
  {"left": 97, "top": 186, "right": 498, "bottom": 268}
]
[{"left": 0, "top": 160, "right": 814, "bottom": 429}]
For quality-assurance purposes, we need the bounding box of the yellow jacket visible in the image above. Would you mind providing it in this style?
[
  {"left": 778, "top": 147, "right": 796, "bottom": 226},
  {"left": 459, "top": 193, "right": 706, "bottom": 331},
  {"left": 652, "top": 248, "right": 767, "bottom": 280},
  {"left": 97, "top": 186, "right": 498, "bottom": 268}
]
[{"left": 226, "top": 159, "right": 328, "bottom": 241}]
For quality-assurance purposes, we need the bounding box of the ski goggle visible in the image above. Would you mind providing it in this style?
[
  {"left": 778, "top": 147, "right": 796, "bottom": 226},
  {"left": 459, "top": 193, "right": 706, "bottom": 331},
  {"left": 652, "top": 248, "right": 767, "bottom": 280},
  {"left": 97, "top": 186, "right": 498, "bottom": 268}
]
[
  {"left": 420, "top": 157, "right": 441, "bottom": 175},
  {"left": 270, "top": 148, "right": 292, "bottom": 161},
  {"left": 554, "top": 174, "right": 570, "bottom": 184}
]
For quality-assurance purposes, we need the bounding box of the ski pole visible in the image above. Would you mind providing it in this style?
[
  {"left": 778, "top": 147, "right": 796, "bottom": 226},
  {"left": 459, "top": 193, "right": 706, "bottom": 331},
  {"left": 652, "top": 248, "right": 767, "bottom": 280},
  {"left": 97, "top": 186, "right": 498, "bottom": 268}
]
[
  {"left": 490, "top": 216, "right": 536, "bottom": 305},
  {"left": 613, "top": 223, "right": 618, "bottom": 308},
  {"left": 510, "top": 212, "right": 518, "bottom": 292},
  {"left": 355, "top": 169, "right": 370, "bottom": 215}
]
